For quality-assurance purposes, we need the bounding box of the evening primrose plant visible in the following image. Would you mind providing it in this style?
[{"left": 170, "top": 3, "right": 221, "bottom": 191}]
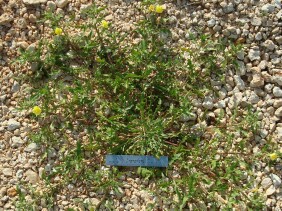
[{"left": 14, "top": 3, "right": 268, "bottom": 210}]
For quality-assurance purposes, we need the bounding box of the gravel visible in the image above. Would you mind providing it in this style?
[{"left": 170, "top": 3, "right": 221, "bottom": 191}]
[{"left": 0, "top": 0, "right": 281, "bottom": 209}]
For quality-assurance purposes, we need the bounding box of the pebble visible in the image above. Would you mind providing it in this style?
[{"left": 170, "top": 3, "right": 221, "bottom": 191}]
[
  {"left": 275, "top": 107, "right": 282, "bottom": 117},
  {"left": 202, "top": 96, "right": 214, "bottom": 110},
  {"left": 273, "top": 87, "right": 282, "bottom": 97},
  {"left": 11, "top": 136, "right": 25, "bottom": 148},
  {"left": 264, "top": 40, "right": 276, "bottom": 51},
  {"left": 248, "top": 49, "right": 260, "bottom": 61},
  {"left": 234, "top": 75, "right": 245, "bottom": 90},
  {"left": 207, "top": 19, "right": 216, "bottom": 27},
  {"left": 0, "top": 13, "right": 13, "bottom": 25},
  {"left": 23, "top": 0, "right": 47, "bottom": 4},
  {"left": 0, "top": 187, "right": 6, "bottom": 197},
  {"left": 261, "top": 4, "right": 276, "bottom": 13},
  {"left": 47, "top": 1, "right": 57, "bottom": 10},
  {"left": 248, "top": 92, "right": 260, "bottom": 104},
  {"left": 250, "top": 74, "right": 264, "bottom": 88},
  {"left": 2, "top": 168, "right": 13, "bottom": 177},
  {"left": 251, "top": 17, "right": 262, "bottom": 26},
  {"left": 261, "top": 177, "right": 272, "bottom": 189},
  {"left": 56, "top": 0, "right": 69, "bottom": 8},
  {"left": 265, "top": 185, "right": 276, "bottom": 196},
  {"left": 270, "top": 174, "right": 282, "bottom": 188},
  {"left": 11, "top": 81, "right": 20, "bottom": 93},
  {"left": 7, "top": 187, "right": 17, "bottom": 197},
  {"left": 7, "top": 119, "right": 21, "bottom": 131},
  {"left": 24, "top": 143, "right": 38, "bottom": 152},
  {"left": 25, "top": 170, "right": 39, "bottom": 184}
]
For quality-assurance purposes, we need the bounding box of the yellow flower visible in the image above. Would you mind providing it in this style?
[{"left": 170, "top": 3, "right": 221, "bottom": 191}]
[
  {"left": 101, "top": 20, "right": 109, "bottom": 29},
  {"left": 149, "top": 5, "right": 155, "bottom": 12},
  {"left": 54, "top": 27, "right": 63, "bottom": 35},
  {"left": 251, "top": 188, "right": 258, "bottom": 193},
  {"left": 96, "top": 57, "right": 104, "bottom": 63},
  {"left": 32, "top": 106, "right": 42, "bottom": 116},
  {"left": 269, "top": 153, "right": 278, "bottom": 161},
  {"left": 155, "top": 5, "right": 164, "bottom": 14}
]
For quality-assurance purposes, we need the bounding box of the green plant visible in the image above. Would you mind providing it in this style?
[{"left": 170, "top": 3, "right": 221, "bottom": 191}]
[{"left": 14, "top": 3, "right": 267, "bottom": 209}]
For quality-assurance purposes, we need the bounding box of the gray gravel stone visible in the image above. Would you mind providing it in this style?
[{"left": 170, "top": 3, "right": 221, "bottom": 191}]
[
  {"left": 261, "top": 4, "right": 276, "bottom": 13},
  {"left": 202, "top": 97, "right": 214, "bottom": 110},
  {"left": 248, "top": 49, "right": 260, "bottom": 61},
  {"left": 7, "top": 119, "right": 20, "bottom": 131},
  {"left": 248, "top": 92, "right": 260, "bottom": 104},
  {"left": 24, "top": 143, "right": 38, "bottom": 152},
  {"left": 11, "top": 136, "right": 25, "bottom": 148},
  {"left": 264, "top": 40, "right": 276, "bottom": 51},
  {"left": 234, "top": 76, "right": 245, "bottom": 90},
  {"left": 273, "top": 87, "right": 282, "bottom": 97},
  {"left": 270, "top": 174, "right": 281, "bottom": 188},
  {"left": 207, "top": 19, "right": 216, "bottom": 27},
  {"left": 251, "top": 17, "right": 262, "bottom": 26},
  {"left": 11, "top": 81, "right": 20, "bottom": 93}
]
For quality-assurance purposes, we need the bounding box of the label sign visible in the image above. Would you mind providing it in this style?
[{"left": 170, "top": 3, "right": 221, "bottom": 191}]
[{"left": 106, "top": 155, "right": 168, "bottom": 167}]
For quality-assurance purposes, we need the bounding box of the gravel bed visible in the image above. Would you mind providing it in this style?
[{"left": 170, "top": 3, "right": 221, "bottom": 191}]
[{"left": 0, "top": 0, "right": 282, "bottom": 210}]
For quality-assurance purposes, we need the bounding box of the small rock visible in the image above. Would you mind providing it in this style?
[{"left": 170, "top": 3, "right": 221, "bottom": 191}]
[
  {"left": 265, "top": 185, "right": 276, "bottom": 196},
  {"left": 272, "top": 74, "right": 282, "bottom": 86},
  {"left": 202, "top": 96, "right": 214, "bottom": 110},
  {"left": 23, "top": 0, "right": 47, "bottom": 4},
  {"left": 261, "top": 4, "right": 275, "bottom": 13},
  {"left": 56, "top": 0, "right": 69, "bottom": 8},
  {"left": 255, "top": 32, "right": 262, "bottom": 41},
  {"left": 3, "top": 168, "right": 13, "bottom": 176},
  {"left": 251, "top": 17, "right": 262, "bottom": 26},
  {"left": 207, "top": 19, "right": 216, "bottom": 27},
  {"left": 17, "top": 41, "right": 29, "bottom": 49},
  {"left": 270, "top": 174, "right": 281, "bottom": 188},
  {"left": 275, "top": 36, "right": 282, "bottom": 45},
  {"left": 0, "top": 187, "right": 7, "bottom": 197},
  {"left": 16, "top": 170, "right": 24, "bottom": 179},
  {"left": 7, "top": 119, "right": 20, "bottom": 131},
  {"left": 222, "top": 2, "right": 235, "bottom": 13},
  {"left": 24, "top": 143, "right": 38, "bottom": 152},
  {"left": 11, "top": 81, "right": 20, "bottom": 93},
  {"left": 248, "top": 92, "right": 260, "bottom": 104},
  {"left": 0, "top": 13, "right": 13, "bottom": 25},
  {"left": 250, "top": 75, "right": 264, "bottom": 88},
  {"left": 263, "top": 40, "right": 276, "bottom": 51},
  {"left": 275, "top": 107, "right": 282, "bottom": 117},
  {"left": 7, "top": 187, "right": 17, "bottom": 197},
  {"left": 261, "top": 177, "right": 272, "bottom": 189},
  {"left": 105, "top": 14, "right": 113, "bottom": 21},
  {"left": 273, "top": 87, "right": 282, "bottom": 97},
  {"left": 11, "top": 136, "right": 25, "bottom": 148},
  {"left": 47, "top": 1, "right": 56, "bottom": 10},
  {"left": 25, "top": 170, "right": 39, "bottom": 184},
  {"left": 234, "top": 76, "right": 245, "bottom": 90},
  {"left": 248, "top": 49, "right": 260, "bottom": 61},
  {"left": 274, "top": 99, "right": 282, "bottom": 108},
  {"left": 17, "top": 18, "right": 27, "bottom": 29}
]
